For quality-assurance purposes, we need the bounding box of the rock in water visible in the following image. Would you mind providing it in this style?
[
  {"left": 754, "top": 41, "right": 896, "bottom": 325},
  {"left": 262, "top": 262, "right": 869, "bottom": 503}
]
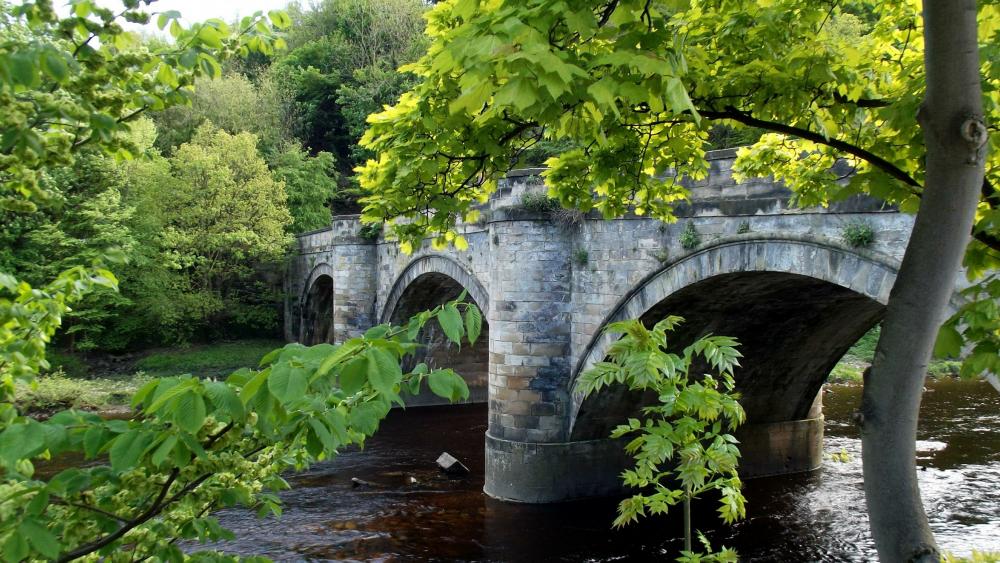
[{"left": 436, "top": 452, "right": 470, "bottom": 475}]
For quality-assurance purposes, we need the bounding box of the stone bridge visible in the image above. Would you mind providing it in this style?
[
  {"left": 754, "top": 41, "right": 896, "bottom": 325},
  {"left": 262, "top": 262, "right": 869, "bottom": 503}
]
[{"left": 286, "top": 149, "right": 943, "bottom": 503}]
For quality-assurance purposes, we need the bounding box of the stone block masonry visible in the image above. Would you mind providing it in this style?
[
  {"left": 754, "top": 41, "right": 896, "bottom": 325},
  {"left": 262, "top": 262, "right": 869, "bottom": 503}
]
[{"left": 287, "top": 150, "right": 962, "bottom": 503}]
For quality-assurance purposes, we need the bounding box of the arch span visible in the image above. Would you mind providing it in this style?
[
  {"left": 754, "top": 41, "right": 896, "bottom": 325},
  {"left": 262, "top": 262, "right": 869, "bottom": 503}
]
[
  {"left": 380, "top": 254, "right": 489, "bottom": 323},
  {"left": 300, "top": 262, "right": 335, "bottom": 345},
  {"left": 569, "top": 236, "right": 903, "bottom": 441},
  {"left": 382, "top": 255, "right": 490, "bottom": 406}
]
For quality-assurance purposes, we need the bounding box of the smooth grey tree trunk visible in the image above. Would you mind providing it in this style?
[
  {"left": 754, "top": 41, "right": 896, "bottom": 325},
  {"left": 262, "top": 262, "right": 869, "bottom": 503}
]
[{"left": 860, "top": 1, "right": 987, "bottom": 561}]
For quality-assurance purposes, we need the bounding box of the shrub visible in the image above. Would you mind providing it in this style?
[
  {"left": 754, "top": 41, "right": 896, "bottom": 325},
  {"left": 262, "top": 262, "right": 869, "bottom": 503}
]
[
  {"left": 519, "top": 192, "right": 560, "bottom": 214},
  {"left": 680, "top": 221, "right": 701, "bottom": 250},
  {"left": 574, "top": 248, "right": 589, "bottom": 266},
  {"left": 736, "top": 220, "right": 751, "bottom": 234},
  {"left": 359, "top": 222, "right": 383, "bottom": 241},
  {"left": 842, "top": 221, "right": 875, "bottom": 247},
  {"left": 579, "top": 317, "right": 745, "bottom": 560}
]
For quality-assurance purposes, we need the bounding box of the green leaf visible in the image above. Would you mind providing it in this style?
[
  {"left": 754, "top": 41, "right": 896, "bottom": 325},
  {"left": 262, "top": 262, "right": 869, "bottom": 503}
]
[
  {"left": 315, "top": 340, "right": 363, "bottom": 378},
  {"left": 109, "top": 429, "right": 153, "bottom": 472},
  {"left": 934, "top": 324, "right": 963, "bottom": 358},
  {"left": 82, "top": 426, "right": 106, "bottom": 459},
  {"left": 308, "top": 418, "right": 336, "bottom": 452},
  {"left": 2, "top": 531, "right": 28, "bottom": 563},
  {"left": 339, "top": 357, "right": 367, "bottom": 395},
  {"left": 427, "top": 369, "right": 470, "bottom": 402},
  {"left": 349, "top": 402, "right": 381, "bottom": 435},
  {"left": 40, "top": 51, "right": 69, "bottom": 81},
  {"left": 366, "top": 347, "right": 402, "bottom": 395},
  {"left": 173, "top": 391, "right": 207, "bottom": 434},
  {"left": 0, "top": 421, "right": 46, "bottom": 467},
  {"left": 268, "top": 10, "right": 291, "bottom": 29},
  {"left": 21, "top": 518, "right": 60, "bottom": 559},
  {"left": 439, "top": 304, "right": 464, "bottom": 344},
  {"left": 151, "top": 434, "right": 178, "bottom": 467},
  {"left": 464, "top": 304, "right": 482, "bottom": 345},
  {"left": 240, "top": 368, "right": 269, "bottom": 404},
  {"left": 9, "top": 52, "right": 37, "bottom": 87},
  {"left": 269, "top": 361, "right": 308, "bottom": 403},
  {"left": 205, "top": 380, "right": 244, "bottom": 421}
]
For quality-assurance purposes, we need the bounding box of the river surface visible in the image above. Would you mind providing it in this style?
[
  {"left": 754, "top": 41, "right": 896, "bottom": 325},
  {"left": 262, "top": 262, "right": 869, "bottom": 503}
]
[{"left": 206, "top": 379, "right": 999, "bottom": 561}]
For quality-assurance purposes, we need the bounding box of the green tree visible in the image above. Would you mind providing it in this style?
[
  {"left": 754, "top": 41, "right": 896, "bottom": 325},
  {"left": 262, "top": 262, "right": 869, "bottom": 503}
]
[
  {"left": 356, "top": 1, "right": 997, "bottom": 559},
  {"left": 270, "top": 145, "right": 340, "bottom": 233},
  {"left": 579, "top": 317, "right": 744, "bottom": 562},
  {"left": 272, "top": 0, "right": 427, "bottom": 168},
  {"left": 150, "top": 123, "right": 291, "bottom": 340},
  {"left": 0, "top": 0, "right": 288, "bottom": 412},
  {"left": 0, "top": 297, "right": 481, "bottom": 561},
  {"left": 151, "top": 71, "right": 295, "bottom": 159},
  {"left": 5, "top": 151, "right": 137, "bottom": 351}
]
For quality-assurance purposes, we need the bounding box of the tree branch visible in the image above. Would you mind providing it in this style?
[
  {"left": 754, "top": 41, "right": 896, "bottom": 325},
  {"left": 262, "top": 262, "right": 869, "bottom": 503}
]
[{"left": 699, "top": 105, "right": 923, "bottom": 192}]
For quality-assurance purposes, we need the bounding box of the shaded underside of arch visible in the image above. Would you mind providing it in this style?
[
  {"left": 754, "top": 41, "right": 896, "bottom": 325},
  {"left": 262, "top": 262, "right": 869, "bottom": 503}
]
[
  {"left": 380, "top": 255, "right": 489, "bottom": 324},
  {"left": 302, "top": 273, "right": 334, "bottom": 345},
  {"left": 569, "top": 238, "right": 898, "bottom": 440},
  {"left": 384, "top": 260, "right": 490, "bottom": 406}
]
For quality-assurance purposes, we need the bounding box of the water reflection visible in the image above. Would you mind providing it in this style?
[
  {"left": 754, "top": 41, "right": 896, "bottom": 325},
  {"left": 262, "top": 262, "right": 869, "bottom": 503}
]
[{"left": 205, "top": 379, "right": 999, "bottom": 561}]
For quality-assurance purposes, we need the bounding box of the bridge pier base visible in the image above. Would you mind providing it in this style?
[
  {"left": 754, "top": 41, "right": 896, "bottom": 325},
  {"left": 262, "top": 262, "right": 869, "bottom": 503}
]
[
  {"left": 483, "top": 433, "right": 630, "bottom": 503},
  {"left": 733, "top": 416, "right": 825, "bottom": 478},
  {"left": 484, "top": 415, "right": 825, "bottom": 503}
]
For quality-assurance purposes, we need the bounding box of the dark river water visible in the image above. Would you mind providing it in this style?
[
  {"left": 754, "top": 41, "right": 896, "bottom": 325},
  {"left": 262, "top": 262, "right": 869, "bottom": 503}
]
[{"left": 205, "top": 379, "right": 999, "bottom": 561}]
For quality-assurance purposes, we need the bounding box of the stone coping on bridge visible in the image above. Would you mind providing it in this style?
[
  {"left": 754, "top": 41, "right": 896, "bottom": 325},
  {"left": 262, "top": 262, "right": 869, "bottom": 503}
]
[{"left": 294, "top": 148, "right": 890, "bottom": 244}]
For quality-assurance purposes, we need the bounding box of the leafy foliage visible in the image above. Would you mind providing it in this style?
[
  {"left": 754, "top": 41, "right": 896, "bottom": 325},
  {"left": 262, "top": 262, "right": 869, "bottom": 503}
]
[
  {"left": 518, "top": 192, "right": 560, "bottom": 214},
  {"left": 0, "top": 296, "right": 480, "bottom": 561},
  {"left": 679, "top": 221, "right": 701, "bottom": 250},
  {"left": 841, "top": 221, "right": 875, "bottom": 248},
  {"left": 355, "top": 0, "right": 1000, "bottom": 379},
  {"left": 579, "top": 316, "right": 745, "bottom": 561},
  {"left": 271, "top": 0, "right": 428, "bottom": 170}
]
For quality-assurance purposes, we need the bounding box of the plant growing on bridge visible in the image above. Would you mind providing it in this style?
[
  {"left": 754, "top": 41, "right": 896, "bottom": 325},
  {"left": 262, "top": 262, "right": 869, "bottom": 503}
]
[
  {"left": 0, "top": 296, "right": 481, "bottom": 561},
  {"left": 578, "top": 316, "right": 745, "bottom": 562},
  {"left": 679, "top": 222, "right": 701, "bottom": 251},
  {"left": 841, "top": 221, "right": 875, "bottom": 248}
]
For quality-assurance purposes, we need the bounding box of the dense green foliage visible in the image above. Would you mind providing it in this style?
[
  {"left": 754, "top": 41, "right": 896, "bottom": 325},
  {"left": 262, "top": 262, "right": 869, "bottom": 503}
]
[
  {"left": 579, "top": 316, "right": 744, "bottom": 562},
  {"left": 0, "top": 0, "right": 444, "bottom": 355},
  {"left": 274, "top": 0, "right": 427, "bottom": 170},
  {"left": 0, "top": 297, "right": 481, "bottom": 561},
  {"left": 356, "top": 0, "right": 999, "bottom": 382}
]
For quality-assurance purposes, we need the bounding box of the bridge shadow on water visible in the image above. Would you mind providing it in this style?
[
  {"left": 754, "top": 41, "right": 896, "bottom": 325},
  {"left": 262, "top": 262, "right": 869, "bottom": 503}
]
[{"left": 204, "top": 379, "right": 1000, "bottom": 562}]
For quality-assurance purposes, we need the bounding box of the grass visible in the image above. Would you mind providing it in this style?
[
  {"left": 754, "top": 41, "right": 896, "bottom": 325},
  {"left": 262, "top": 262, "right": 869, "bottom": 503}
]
[
  {"left": 945, "top": 552, "right": 1000, "bottom": 563},
  {"left": 828, "top": 325, "right": 963, "bottom": 384},
  {"left": 14, "top": 373, "right": 151, "bottom": 416},
  {"left": 134, "top": 339, "right": 283, "bottom": 377},
  {"left": 17, "top": 339, "right": 285, "bottom": 417}
]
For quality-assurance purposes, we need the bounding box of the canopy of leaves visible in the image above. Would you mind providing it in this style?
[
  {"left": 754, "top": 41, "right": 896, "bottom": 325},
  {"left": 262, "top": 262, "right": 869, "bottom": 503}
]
[
  {"left": 357, "top": 0, "right": 1000, "bottom": 378},
  {"left": 0, "top": 295, "right": 479, "bottom": 561}
]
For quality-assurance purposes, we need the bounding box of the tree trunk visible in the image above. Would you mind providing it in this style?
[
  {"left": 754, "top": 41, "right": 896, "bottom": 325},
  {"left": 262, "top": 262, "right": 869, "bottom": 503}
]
[{"left": 861, "top": 1, "right": 986, "bottom": 561}]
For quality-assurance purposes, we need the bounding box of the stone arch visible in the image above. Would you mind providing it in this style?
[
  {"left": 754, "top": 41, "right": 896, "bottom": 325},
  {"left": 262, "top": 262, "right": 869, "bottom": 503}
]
[
  {"left": 568, "top": 235, "right": 907, "bottom": 441},
  {"left": 300, "top": 263, "right": 335, "bottom": 345},
  {"left": 380, "top": 254, "right": 489, "bottom": 323},
  {"left": 381, "top": 255, "right": 490, "bottom": 406}
]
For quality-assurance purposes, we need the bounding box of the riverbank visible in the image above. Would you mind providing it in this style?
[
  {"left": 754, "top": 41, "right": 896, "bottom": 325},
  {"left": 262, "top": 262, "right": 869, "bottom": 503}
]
[
  {"left": 826, "top": 326, "right": 961, "bottom": 383},
  {"left": 16, "top": 339, "right": 282, "bottom": 417}
]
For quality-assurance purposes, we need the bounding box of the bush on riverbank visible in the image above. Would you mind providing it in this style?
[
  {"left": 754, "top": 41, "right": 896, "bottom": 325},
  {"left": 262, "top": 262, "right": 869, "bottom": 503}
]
[
  {"left": 828, "top": 326, "right": 962, "bottom": 384},
  {"left": 14, "top": 373, "right": 149, "bottom": 416}
]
